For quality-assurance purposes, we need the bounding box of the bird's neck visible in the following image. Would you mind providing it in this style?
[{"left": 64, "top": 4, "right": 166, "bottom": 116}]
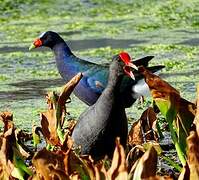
[
  {"left": 107, "top": 73, "right": 123, "bottom": 95},
  {"left": 52, "top": 42, "right": 73, "bottom": 58},
  {"left": 107, "top": 62, "right": 123, "bottom": 91},
  {"left": 107, "top": 73, "right": 122, "bottom": 89},
  {"left": 51, "top": 42, "right": 77, "bottom": 81}
]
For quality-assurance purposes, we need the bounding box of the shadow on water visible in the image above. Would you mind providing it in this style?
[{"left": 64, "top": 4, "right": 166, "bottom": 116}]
[
  {"left": 178, "top": 38, "right": 199, "bottom": 46},
  {"left": 0, "top": 31, "right": 82, "bottom": 46},
  {"left": 161, "top": 69, "right": 199, "bottom": 77},
  {"left": 1, "top": 70, "right": 198, "bottom": 102},
  {"left": 0, "top": 78, "right": 64, "bottom": 101},
  {"left": 174, "top": 30, "right": 199, "bottom": 34},
  {"left": 0, "top": 38, "right": 148, "bottom": 53}
]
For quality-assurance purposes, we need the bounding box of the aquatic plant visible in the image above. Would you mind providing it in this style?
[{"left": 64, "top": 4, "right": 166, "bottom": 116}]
[{"left": 0, "top": 72, "right": 199, "bottom": 179}]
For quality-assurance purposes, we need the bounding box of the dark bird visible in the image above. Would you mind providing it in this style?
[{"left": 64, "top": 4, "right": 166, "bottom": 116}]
[
  {"left": 71, "top": 52, "right": 137, "bottom": 161},
  {"left": 29, "top": 31, "right": 164, "bottom": 107}
]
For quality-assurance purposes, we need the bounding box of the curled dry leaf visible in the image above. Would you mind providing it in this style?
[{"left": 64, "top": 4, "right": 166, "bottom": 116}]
[
  {"left": 41, "top": 109, "right": 60, "bottom": 146},
  {"left": 45, "top": 91, "right": 58, "bottom": 110},
  {"left": 61, "top": 135, "right": 74, "bottom": 152},
  {"left": 180, "top": 84, "right": 199, "bottom": 180},
  {"left": 139, "top": 66, "right": 180, "bottom": 123},
  {"left": 0, "top": 112, "right": 13, "bottom": 133},
  {"left": 178, "top": 163, "right": 190, "bottom": 180},
  {"left": 182, "top": 85, "right": 199, "bottom": 180},
  {"left": 186, "top": 130, "right": 199, "bottom": 179},
  {"left": 0, "top": 137, "right": 12, "bottom": 180},
  {"left": 139, "top": 66, "right": 196, "bottom": 165},
  {"left": 128, "top": 107, "right": 158, "bottom": 146},
  {"left": 126, "top": 145, "right": 145, "bottom": 173},
  {"left": 147, "top": 175, "right": 173, "bottom": 180},
  {"left": 57, "top": 72, "right": 83, "bottom": 127},
  {"left": 65, "top": 150, "right": 91, "bottom": 179},
  {"left": 194, "top": 84, "right": 199, "bottom": 135},
  {"left": 65, "top": 120, "right": 77, "bottom": 136},
  {"left": 0, "top": 112, "right": 32, "bottom": 179},
  {"left": 32, "top": 148, "right": 69, "bottom": 180},
  {"left": 132, "top": 146, "right": 157, "bottom": 180},
  {"left": 128, "top": 120, "right": 143, "bottom": 146},
  {"left": 107, "top": 137, "right": 128, "bottom": 180},
  {"left": 32, "top": 136, "right": 92, "bottom": 179},
  {"left": 58, "top": 72, "right": 83, "bottom": 107},
  {"left": 80, "top": 155, "right": 106, "bottom": 180},
  {"left": 79, "top": 155, "right": 96, "bottom": 179},
  {"left": 176, "top": 98, "right": 196, "bottom": 152},
  {"left": 40, "top": 73, "right": 83, "bottom": 146}
]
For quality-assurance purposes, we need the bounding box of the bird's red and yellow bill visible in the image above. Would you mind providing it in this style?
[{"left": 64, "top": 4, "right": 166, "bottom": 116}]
[{"left": 29, "top": 38, "right": 42, "bottom": 50}]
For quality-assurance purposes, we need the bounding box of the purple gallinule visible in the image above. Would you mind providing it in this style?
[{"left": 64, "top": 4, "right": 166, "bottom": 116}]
[{"left": 29, "top": 31, "right": 164, "bottom": 107}]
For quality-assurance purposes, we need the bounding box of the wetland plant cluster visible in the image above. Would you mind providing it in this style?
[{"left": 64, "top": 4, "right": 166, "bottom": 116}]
[
  {"left": 0, "top": 0, "right": 198, "bottom": 127},
  {"left": 0, "top": 66, "right": 199, "bottom": 179}
]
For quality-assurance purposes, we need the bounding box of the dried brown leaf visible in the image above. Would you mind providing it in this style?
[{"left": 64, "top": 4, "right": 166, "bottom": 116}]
[
  {"left": 139, "top": 66, "right": 180, "bottom": 100},
  {"left": 57, "top": 72, "right": 83, "bottom": 127},
  {"left": 0, "top": 138, "right": 13, "bottom": 180},
  {"left": 181, "top": 85, "right": 199, "bottom": 180},
  {"left": 65, "top": 150, "right": 90, "bottom": 179},
  {"left": 139, "top": 66, "right": 180, "bottom": 124},
  {"left": 139, "top": 67, "right": 195, "bottom": 159},
  {"left": 194, "top": 84, "right": 199, "bottom": 136},
  {"left": 61, "top": 137, "right": 91, "bottom": 179},
  {"left": 80, "top": 155, "right": 107, "bottom": 180},
  {"left": 140, "top": 107, "right": 158, "bottom": 141},
  {"left": 70, "top": 172, "right": 80, "bottom": 180},
  {"left": 0, "top": 112, "right": 13, "bottom": 133},
  {"left": 186, "top": 130, "right": 199, "bottom": 179},
  {"left": 126, "top": 145, "right": 145, "bottom": 173},
  {"left": 32, "top": 148, "right": 68, "bottom": 179},
  {"left": 128, "top": 120, "right": 143, "bottom": 146},
  {"left": 107, "top": 137, "right": 128, "bottom": 180},
  {"left": 40, "top": 110, "right": 60, "bottom": 146},
  {"left": 176, "top": 98, "right": 196, "bottom": 150},
  {"left": 128, "top": 107, "right": 158, "bottom": 146},
  {"left": 147, "top": 176, "right": 173, "bottom": 180},
  {"left": 61, "top": 135, "right": 74, "bottom": 152},
  {"left": 58, "top": 72, "right": 83, "bottom": 107},
  {"left": 40, "top": 73, "right": 83, "bottom": 146},
  {"left": 132, "top": 146, "right": 157, "bottom": 179},
  {"left": 0, "top": 112, "right": 31, "bottom": 179},
  {"left": 45, "top": 91, "right": 58, "bottom": 110},
  {"left": 178, "top": 163, "right": 190, "bottom": 180},
  {"left": 65, "top": 120, "right": 77, "bottom": 135}
]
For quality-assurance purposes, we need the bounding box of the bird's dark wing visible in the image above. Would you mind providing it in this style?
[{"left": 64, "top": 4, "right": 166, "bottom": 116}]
[{"left": 84, "top": 66, "right": 109, "bottom": 94}]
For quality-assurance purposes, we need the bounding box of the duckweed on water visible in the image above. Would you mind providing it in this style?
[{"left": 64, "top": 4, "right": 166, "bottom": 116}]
[{"left": 0, "top": 0, "right": 199, "bottom": 130}]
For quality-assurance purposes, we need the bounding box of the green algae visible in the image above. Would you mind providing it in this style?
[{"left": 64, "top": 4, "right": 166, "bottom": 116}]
[{"left": 0, "top": 0, "right": 199, "bottom": 130}]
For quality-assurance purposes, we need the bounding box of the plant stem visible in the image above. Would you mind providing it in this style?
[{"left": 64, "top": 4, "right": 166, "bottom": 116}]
[
  {"left": 168, "top": 122, "right": 186, "bottom": 166},
  {"left": 162, "top": 156, "right": 182, "bottom": 172}
]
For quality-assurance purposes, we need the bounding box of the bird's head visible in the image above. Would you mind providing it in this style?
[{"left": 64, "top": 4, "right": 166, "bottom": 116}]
[
  {"left": 29, "top": 31, "right": 63, "bottom": 50},
  {"left": 112, "top": 52, "right": 138, "bottom": 80}
]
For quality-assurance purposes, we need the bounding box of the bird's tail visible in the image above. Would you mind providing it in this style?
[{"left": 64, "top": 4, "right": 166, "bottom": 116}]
[
  {"left": 133, "top": 55, "right": 154, "bottom": 67},
  {"left": 145, "top": 65, "right": 165, "bottom": 74}
]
